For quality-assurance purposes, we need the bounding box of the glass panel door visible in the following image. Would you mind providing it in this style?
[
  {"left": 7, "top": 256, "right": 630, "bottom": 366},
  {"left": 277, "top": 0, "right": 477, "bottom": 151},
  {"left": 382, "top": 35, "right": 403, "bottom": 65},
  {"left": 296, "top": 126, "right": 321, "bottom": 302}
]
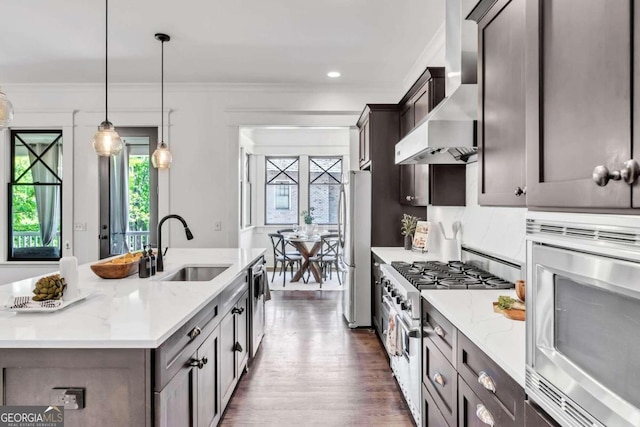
[{"left": 99, "top": 127, "right": 158, "bottom": 258}]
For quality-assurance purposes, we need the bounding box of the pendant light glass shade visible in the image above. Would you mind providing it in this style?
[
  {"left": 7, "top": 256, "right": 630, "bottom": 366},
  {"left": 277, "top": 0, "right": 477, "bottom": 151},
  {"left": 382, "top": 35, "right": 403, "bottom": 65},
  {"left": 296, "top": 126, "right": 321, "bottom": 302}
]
[
  {"left": 93, "top": 120, "right": 123, "bottom": 156},
  {"left": 153, "top": 33, "right": 172, "bottom": 169},
  {"left": 0, "top": 87, "right": 14, "bottom": 128},
  {"left": 152, "top": 141, "right": 172, "bottom": 169},
  {"left": 94, "top": 0, "right": 121, "bottom": 157}
]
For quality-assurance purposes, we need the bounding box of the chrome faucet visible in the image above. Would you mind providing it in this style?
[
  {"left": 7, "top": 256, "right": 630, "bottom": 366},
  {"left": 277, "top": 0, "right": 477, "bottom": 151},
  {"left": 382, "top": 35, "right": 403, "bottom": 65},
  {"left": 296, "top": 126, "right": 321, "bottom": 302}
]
[{"left": 157, "top": 214, "right": 194, "bottom": 272}]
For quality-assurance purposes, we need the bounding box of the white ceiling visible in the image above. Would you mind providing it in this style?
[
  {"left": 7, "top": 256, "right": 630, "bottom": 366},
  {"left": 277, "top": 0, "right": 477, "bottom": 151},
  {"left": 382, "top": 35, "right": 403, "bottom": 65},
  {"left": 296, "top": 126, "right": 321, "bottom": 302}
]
[{"left": 0, "top": 0, "right": 444, "bottom": 87}]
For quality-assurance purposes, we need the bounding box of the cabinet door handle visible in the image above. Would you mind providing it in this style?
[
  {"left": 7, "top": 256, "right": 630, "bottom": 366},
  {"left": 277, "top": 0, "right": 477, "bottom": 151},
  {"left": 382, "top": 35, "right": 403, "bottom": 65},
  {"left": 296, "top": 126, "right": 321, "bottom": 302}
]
[
  {"left": 189, "top": 357, "right": 207, "bottom": 369},
  {"left": 593, "top": 160, "right": 640, "bottom": 187},
  {"left": 478, "top": 371, "right": 497, "bottom": 393},
  {"left": 405, "top": 195, "right": 415, "bottom": 201},
  {"left": 432, "top": 372, "right": 445, "bottom": 387},
  {"left": 433, "top": 325, "right": 444, "bottom": 338},
  {"left": 232, "top": 307, "right": 245, "bottom": 315},
  {"left": 476, "top": 404, "right": 495, "bottom": 426},
  {"left": 234, "top": 342, "right": 243, "bottom": 353},
  {"left": 187, "top": 327, "right": 201, "bottom": 340},
  {"left": 514, "top": 186, "right": 525, "bottom": 197}
]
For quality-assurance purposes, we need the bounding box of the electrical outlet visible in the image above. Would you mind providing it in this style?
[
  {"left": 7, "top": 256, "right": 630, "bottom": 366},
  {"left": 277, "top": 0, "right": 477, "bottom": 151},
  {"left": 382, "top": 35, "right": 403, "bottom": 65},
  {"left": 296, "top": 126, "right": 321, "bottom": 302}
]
[
  {"left": 73, "top": 222, "right": 87, "bottom": 231},
  {"left": 50, "top": 388, "right": 84, "bottom": 410},
  {"left": 214, "top": 221, "right": 222, "bottom": 231}
]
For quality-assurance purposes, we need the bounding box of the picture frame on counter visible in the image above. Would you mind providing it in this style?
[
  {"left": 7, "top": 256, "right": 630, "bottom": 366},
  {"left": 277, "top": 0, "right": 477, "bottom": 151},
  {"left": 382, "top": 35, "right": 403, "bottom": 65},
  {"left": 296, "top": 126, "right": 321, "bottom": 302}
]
[{"left": 412, "top": 221, "right": 433, "bottom": 253}]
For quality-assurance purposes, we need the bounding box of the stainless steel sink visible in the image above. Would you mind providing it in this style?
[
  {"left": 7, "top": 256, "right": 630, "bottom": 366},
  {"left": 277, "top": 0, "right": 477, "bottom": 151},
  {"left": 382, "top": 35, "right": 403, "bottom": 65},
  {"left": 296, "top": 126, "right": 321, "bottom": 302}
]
[{"left": 161, "top": 266, "right": 229, "bottom": 282}]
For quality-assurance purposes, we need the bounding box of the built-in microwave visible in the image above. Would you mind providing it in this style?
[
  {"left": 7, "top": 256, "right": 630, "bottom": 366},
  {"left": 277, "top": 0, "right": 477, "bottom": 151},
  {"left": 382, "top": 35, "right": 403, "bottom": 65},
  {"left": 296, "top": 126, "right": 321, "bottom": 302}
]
[{"left": 526, "top": 212, "right": 640, "bottom": 427}]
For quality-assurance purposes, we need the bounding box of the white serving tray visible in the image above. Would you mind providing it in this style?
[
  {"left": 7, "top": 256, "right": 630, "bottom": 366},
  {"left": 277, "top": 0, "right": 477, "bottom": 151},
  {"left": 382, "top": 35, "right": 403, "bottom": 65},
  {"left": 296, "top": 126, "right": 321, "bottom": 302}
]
[{"left": 2, "top": 290, "right": 96, "bottom": 313}]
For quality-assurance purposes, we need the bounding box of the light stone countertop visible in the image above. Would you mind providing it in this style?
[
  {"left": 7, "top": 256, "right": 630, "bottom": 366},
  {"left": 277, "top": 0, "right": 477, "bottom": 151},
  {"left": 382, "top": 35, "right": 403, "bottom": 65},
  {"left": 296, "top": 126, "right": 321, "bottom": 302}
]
[
  {"left": 371, "top": 247, "right": 441, "bottom": 264},
  {"left": 0, "top": 248, "right": 265, "bottom": 349},
  {"left": 421, "top": 289, "right": 526, "bottom": 387}
]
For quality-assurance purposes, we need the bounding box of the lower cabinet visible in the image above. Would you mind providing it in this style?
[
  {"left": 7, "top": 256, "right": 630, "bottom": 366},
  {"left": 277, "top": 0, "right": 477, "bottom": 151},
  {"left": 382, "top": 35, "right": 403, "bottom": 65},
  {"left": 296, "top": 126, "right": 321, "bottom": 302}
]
[
  {"left": 156, "top": 273, "right": 250, "bottom": 427},
  {"left": 220, "top": 290, "right": 249, "bottom": 410},
  {"left": 525, "top": 400, "right": 559, "bottom": 427},
  {"left": 155, "top": 327, "right": 220, "bottom": 427},
  {"left": 422, "top": 299, "right": 526, "bottom": 427}
]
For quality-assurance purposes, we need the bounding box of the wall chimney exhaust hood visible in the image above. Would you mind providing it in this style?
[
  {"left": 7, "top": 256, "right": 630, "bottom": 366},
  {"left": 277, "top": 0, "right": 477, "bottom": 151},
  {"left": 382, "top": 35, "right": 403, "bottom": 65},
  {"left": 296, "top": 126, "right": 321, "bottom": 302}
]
[{"left": 395, "top": 0, "right": 478, "bottom": 165}]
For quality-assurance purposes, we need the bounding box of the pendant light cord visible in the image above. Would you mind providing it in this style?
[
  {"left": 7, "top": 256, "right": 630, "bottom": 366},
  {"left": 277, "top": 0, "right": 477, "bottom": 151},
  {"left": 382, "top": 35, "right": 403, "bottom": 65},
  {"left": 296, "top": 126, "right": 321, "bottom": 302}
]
[
  {"left": 105, "top": 0, "right": 109, "bottom": 123},
  {"left": 160, "top": 40, "right": 164, "bottom": 143}
]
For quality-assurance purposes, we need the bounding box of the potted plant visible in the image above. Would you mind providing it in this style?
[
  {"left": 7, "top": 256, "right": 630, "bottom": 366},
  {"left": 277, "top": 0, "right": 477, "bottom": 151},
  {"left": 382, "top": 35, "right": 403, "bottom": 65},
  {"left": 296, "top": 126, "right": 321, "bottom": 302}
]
[
  {"left": 300, "top": 207, "right": 316, "bottom": 235},
  {"left": 401, "top": 214, "right": 420, "bottom": 250}
]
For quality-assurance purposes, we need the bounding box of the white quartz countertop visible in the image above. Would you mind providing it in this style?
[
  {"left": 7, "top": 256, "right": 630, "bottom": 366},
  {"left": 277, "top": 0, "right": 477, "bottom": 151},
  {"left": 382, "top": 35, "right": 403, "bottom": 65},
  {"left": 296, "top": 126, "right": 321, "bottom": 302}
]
[
  {"left": 0, "top": 248, "right": 265, "bottom": 349},
  {"left": 421, "top": 289, "right": 526, "bottom": 388},
  {"left": 372, "top": 247, "right": 441, "bottom": 264}
]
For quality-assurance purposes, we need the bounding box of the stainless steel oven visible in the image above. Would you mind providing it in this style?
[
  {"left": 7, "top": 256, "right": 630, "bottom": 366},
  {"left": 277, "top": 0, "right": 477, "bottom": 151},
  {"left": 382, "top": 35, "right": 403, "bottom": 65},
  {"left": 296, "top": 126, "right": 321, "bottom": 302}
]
[{"left": 526, "top": 212, "right": 640, "bottom": 427}]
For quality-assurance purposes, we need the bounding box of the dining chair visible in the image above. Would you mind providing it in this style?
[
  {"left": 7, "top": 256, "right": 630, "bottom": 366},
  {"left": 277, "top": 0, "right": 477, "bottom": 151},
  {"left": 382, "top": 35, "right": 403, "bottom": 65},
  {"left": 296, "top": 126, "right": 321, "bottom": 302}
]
[
  {"left": 308, "top": 233, "right": 341, "bottom": 287},
  {"left": 276, "top": 228, "right": 301, "bottom": 257},
  {"left": 268, "top": 233, "right": 302, "bottom": 286}
]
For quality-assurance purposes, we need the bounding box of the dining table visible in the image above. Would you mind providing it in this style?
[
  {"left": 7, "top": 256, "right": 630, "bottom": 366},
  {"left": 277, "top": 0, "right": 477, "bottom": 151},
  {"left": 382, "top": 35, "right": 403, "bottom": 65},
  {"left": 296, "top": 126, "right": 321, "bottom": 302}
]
[{"left": 282, "top": 233, "right": 327, "bottom": 283}]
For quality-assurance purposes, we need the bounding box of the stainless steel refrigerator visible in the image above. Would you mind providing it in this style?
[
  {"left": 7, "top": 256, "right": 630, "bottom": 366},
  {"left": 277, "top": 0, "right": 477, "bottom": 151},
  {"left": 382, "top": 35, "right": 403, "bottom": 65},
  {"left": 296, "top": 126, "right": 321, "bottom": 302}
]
[{"left": 338, "top": 170, "right": 371, "bottom": 328}]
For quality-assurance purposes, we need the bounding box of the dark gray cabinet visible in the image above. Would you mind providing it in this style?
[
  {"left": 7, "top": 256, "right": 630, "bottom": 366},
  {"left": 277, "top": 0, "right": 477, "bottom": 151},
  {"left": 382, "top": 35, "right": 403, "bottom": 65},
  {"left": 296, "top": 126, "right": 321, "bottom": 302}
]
[
  {"left": 357, "top": 105, "right": 425, "bottom": 247},
  {"left": 525, "top": 0, "right": 638, "bottom": 208},
  {"left": 400, "top": 164, "right": 467, "bottom": 207},
  {"left": 525, "top": 400, "right": 559, "bottom": 427},
  {"left": 422, "top": 299, "right": 525, "bottom": 427},
  {"left": 399, "top": 67, "right": 445, "bottom": 139},
  {"left": 470, "top": 0, "right": 527, "bottom": 206},
  {"left": 156, "top": 327, "right": 220, "bottom": 427},
  {"left": 220, "top": 290, "right": 249, "bottom": 409}
]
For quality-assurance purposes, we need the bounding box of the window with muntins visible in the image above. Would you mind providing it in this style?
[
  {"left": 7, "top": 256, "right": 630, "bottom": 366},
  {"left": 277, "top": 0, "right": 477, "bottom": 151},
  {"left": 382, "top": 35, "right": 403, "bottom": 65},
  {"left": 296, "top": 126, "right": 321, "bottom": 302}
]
[
  {"left": 9, "top": 130, "right": 63, "bottom": 260},
  {"left": 309, "top": 157, "right": 342, "bottom": 225},
  {"left": 265, "top": 157, "right": 298, "bottom": 224}
]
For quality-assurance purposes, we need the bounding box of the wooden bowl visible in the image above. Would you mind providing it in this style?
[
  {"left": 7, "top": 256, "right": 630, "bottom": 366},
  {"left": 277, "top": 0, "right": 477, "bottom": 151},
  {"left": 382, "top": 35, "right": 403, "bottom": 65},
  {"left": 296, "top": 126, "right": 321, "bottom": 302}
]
[
  {"left": 90, "top": 255, "right": 140, "bottom": 279},
  {"left": 515, "top": 280, "right": 525, "bottom": 301}
]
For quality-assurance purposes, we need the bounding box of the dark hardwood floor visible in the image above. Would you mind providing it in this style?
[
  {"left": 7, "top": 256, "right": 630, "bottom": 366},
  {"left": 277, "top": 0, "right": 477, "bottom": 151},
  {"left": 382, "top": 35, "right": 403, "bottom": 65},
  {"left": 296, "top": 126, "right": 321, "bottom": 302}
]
[{"left": 220, "top": 290, "right": 414, "bottom": 426}]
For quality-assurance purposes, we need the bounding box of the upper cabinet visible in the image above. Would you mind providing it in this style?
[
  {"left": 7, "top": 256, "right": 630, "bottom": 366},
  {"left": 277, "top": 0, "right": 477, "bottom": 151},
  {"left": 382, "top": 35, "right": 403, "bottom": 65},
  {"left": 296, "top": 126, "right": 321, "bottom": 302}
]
[
  {"left": 525, "top": 0, "right": 639, "bottom": 208},
  {"left": 359, "top": 118, "right": 371, "bottom": 170},
  {"left": 398, "top": 67, "right": 445, "bottom": 139},
  {"left": 470, "top": 0, "right": 527, "bottom": 207}
]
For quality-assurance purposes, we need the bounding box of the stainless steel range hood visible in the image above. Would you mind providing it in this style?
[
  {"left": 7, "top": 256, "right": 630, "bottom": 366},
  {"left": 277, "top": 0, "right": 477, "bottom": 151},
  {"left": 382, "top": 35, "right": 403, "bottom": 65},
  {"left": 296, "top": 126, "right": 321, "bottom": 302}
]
[{"left": 395, "top": 0, "right": 478, "bottom": 165}]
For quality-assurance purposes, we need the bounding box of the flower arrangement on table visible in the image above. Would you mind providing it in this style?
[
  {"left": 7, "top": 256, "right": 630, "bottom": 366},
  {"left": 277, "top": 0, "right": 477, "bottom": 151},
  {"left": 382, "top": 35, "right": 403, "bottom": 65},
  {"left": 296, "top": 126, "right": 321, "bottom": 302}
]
[{"left": 301, "top": 207, "right": 315, "bottom": 224}]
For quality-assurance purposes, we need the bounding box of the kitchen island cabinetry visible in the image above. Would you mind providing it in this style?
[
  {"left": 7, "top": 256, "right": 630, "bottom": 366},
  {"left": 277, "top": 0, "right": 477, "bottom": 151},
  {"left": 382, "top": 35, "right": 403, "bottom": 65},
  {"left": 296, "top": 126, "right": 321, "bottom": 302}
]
[
  {"left": 525, "top": 0, "right": 639, "bottom": 209},
  {"left": 220, "top": 290, "right": 249, "bottom": 410},
  {"left": 0, "top": 248, "right": 265, "bottom": 427},
  {"left": 469, "top": 0, "right": 527, "bottom": 207}
]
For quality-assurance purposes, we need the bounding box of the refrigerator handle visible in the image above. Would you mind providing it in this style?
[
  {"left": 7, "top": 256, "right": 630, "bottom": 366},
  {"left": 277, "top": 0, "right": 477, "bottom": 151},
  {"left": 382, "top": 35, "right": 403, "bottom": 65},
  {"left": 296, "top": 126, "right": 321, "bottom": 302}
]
[{"left": 338, "top": 185, "right": 346, "bottom": 248}]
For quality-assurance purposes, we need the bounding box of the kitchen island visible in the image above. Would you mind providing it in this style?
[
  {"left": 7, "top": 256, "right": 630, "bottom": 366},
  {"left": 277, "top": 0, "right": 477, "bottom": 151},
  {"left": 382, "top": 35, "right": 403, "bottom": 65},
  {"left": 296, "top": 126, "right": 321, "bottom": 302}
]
[{"left": 0, "top": 248, "right": 265, "bottom": 427}]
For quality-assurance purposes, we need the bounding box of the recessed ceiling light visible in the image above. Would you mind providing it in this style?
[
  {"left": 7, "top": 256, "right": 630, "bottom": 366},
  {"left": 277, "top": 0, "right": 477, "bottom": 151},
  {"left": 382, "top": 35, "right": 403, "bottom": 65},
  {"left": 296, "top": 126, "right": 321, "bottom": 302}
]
[{"left": 327, "top": 71, "right": 341, "bottom": 78}]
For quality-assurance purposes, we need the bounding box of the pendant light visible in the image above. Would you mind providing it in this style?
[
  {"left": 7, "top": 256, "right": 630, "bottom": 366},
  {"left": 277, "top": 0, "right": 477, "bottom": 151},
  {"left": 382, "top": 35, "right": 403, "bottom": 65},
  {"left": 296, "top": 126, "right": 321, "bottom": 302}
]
[
  {"left": 92, "top": 0, "right": 123, "bottom": 157},
  {"left": 152, "top": 33, "right": 172, "bottom": 169},
  {"left": 0, "top": 85, "right": 14, "bottom": 128}
]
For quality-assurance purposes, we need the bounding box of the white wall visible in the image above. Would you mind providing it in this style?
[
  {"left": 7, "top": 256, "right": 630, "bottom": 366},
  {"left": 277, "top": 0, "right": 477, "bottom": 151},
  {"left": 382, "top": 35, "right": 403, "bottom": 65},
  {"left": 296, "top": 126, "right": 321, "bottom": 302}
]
[
  {"left": 427, "top": 162, "right": 527, "bottom": 264},
  {"left": 0, "top": 83, "right": 397, "bottom": 284}
]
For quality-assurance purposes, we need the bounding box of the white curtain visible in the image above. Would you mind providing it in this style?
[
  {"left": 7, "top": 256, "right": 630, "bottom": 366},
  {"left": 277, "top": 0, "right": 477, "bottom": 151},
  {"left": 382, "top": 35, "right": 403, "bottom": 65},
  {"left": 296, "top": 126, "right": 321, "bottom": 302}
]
[
  {"left": 110, "top": 146, "right": 130, "bottom": 254},
  {"left": 28, "top": 144, "right": 60, "bottom": 246}
]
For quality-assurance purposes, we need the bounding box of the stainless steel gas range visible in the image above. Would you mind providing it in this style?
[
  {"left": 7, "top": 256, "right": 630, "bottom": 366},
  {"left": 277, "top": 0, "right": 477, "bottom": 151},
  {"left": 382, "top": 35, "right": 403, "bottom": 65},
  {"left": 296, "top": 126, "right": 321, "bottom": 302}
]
[{"left": 379, "top": 250, "right": 518, "bottom": 426}]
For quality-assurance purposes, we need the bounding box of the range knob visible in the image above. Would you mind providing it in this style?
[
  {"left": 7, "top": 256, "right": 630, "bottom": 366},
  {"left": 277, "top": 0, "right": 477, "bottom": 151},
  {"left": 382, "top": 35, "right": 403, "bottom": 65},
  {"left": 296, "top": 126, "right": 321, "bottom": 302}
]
[
  {"left": 391, "top": 289, "right": 398, "bottom": 298},
  {"left": 395, "top": 295, "right": 403, "bottom": 305},
  {"left": 401, "top": 300, "right": 411, "bottom": 311}
]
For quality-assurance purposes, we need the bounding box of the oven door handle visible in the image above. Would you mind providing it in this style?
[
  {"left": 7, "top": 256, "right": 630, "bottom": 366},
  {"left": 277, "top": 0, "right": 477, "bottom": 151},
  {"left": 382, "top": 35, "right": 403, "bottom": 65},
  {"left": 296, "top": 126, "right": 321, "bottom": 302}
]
[{"left": 397, "top": 314, "right": 421, "bottom": 337}]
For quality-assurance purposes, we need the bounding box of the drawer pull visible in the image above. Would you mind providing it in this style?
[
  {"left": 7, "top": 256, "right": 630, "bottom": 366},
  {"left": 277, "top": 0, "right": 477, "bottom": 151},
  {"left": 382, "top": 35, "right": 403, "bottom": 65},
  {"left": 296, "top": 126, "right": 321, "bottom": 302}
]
[
  {"left": 188, "top": 327, "right": 201, "bottom": 340},
  {"left": 189, "top": 357, "right": 208, "bottom": 369},
  {"left": 432, "top": 372, "right": 445, "bottom": 387},
  {"left": 434, "top": 325, "right": 444, "bottom": 338},
  {"left": 476, "top": 404, "right": 495, "bottom": 426},
  {"left": 478, "top": 371, "right": 497, "bottom": 393}
]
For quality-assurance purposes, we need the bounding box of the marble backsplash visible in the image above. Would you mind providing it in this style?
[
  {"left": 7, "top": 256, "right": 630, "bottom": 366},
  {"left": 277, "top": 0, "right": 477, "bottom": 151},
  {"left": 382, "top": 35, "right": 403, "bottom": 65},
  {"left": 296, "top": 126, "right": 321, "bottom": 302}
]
[{"left": 427, "top": 162, "right": 527, "bottom": 265}]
